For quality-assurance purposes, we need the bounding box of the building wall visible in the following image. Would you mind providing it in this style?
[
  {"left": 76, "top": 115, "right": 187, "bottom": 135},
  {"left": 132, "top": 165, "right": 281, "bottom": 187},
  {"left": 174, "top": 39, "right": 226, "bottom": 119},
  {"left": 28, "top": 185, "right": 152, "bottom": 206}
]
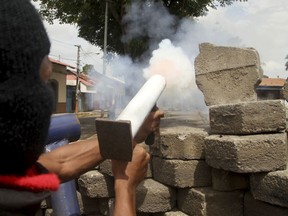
[{"left": 51, "top": 63, "right": 67, "bottom": 113}]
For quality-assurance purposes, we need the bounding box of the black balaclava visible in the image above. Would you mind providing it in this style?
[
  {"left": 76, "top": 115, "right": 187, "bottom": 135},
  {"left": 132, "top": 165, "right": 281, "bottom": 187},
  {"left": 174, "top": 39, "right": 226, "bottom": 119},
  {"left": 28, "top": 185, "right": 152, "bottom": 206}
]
[{"left": 0, "top": 0, "right": 54, "bottom": 175}]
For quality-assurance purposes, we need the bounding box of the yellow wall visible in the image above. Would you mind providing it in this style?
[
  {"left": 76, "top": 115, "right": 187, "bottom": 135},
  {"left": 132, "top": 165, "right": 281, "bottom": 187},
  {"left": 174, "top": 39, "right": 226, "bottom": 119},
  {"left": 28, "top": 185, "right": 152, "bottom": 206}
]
[{"left": 51, "top": 72, "right": 66, "bottom": 103}]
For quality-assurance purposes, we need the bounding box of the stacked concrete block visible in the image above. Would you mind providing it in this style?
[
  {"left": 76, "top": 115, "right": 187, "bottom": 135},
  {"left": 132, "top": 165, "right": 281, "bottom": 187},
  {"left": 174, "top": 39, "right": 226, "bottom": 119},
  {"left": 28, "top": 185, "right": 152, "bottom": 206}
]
[
  {"left": 209, "top": 100, "right": 286, "bottom": 135},
  {"left": 151, "top": 127, "right": 211, "bottom": 188},
  {"left": 205, "top": 133, "right": 287, "bottom": 173},
  {"left": 152, "top": 156, "right": 211, "bottom": 188},
  {"left": 151, "top": 126, "right": 207, "bottom": 159},
  {"left": 194, "top": 42, "right": 288, "bottom": 215}
]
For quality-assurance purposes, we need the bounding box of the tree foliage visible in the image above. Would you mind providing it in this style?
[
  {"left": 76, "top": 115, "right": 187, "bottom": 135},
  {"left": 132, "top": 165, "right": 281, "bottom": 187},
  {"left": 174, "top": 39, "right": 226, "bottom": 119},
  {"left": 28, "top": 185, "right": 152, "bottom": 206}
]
[{"left": 33, "top": 0, "right": 247, "bottom": 60}]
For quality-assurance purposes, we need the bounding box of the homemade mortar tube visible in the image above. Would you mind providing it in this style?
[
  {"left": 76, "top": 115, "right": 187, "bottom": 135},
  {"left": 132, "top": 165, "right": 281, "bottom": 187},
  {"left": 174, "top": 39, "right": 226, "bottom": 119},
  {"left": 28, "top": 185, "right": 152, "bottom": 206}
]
[
  {"left": 46, "top": 139, "right": 81, "bottom": 216},
  {"left": 95, "top": 74, "right": 166, "bottom": 161}
]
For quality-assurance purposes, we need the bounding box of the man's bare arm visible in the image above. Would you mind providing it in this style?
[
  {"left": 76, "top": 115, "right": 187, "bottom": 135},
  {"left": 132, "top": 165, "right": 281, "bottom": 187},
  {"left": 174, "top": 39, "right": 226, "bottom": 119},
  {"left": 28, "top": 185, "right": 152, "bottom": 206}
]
[{"left": 38, "top": 137, "right": 104, "bottom": 183}]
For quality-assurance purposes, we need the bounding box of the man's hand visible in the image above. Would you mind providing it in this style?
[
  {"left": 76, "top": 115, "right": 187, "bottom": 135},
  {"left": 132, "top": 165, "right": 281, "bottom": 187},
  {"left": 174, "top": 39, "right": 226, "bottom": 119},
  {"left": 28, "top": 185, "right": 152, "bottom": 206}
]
[
  {"left": 112, "top": 145, "right": 150, "bottom": 216},
  {"left": 134, "top": 107, "right": 164, "bottom": 144}
]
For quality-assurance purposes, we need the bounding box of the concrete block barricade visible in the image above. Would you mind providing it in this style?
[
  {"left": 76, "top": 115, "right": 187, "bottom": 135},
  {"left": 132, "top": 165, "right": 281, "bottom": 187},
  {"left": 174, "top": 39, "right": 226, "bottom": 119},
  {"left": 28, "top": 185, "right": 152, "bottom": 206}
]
[
  {"left": 244, "top": 192, "right": 288, "bottom": 216},
  {"left": 250, "top": 170, "right": 288, "bottom": 208},
  {"left": 204, "top": 133, "right": 287, "bottom": 173},
  {"left": 151, "top": 126, "right": 208, "bottom": 159},
  {"left": 177, "top": 187, "right": 244, "bottom": 216},
  {"left": 209, "top": 100, "right": 286, "bottom": 135},
  {"left": 152, "top": 156, "right": 212, "bottom": 188}
]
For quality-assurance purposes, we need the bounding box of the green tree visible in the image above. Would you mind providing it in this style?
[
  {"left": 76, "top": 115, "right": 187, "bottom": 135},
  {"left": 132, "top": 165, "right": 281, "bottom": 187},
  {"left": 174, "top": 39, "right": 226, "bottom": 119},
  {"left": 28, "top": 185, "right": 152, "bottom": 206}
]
[
  {"left": 82, "top": 64, "right": 96, "bottom": 75},
  {"left": 33, "top": 0, "right": 246, "bottom": 61}
]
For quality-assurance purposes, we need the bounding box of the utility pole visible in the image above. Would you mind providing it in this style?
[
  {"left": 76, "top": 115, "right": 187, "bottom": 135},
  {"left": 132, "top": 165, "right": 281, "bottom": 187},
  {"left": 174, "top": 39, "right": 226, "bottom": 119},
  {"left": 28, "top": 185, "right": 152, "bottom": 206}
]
[
  {"left": 103, "top": 0, "right": 108, "bottom": 75},
  {"left": 75, "top": 45, "right": 81, "bottom": 113}
]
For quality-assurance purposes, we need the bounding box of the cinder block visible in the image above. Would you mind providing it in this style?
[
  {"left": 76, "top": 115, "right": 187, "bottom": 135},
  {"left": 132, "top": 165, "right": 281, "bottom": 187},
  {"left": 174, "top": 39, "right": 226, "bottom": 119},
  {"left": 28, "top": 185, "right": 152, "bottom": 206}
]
[
  {"left": 78, "top": 170, "right": 114, "bottom": 198},
  {"left": 152, "top": 156, "right": 211, "bottom": 188},
  {"left": 136, "top": 178, "right": 176, "bottom": 213},
  {"left": 195, "top": 43, "right": 262, "bottom": 75},
  {"left": 212, "top": 168, "right": 250, "bottom": 191},
  {"left": 250, "top": 170, "right": 288, "bottom": 208},
  {"left": 194, "top": 43, "right": 262, "bottom": 106},
  {"left": 151, "top": 126, "right": 208, "bottom": 159},
  {"left": 178, "top": 187, "right": 244, "bottom": 216},
  {"left": 205, "top": 133, "right": 287, "bottom": 173},
  {"left": 209, "top": 100, "right": 286, "bottom": 135},
  {"left": 244, "top": 192, "right": 288, "bottom": 216}
]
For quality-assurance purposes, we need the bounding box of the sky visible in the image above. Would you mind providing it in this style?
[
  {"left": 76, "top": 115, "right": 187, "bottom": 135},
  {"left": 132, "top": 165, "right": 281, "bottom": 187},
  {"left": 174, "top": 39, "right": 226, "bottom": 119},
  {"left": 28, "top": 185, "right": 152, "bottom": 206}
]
[{"left": 35, "top": 0, "right": 288, "bottom": 79}]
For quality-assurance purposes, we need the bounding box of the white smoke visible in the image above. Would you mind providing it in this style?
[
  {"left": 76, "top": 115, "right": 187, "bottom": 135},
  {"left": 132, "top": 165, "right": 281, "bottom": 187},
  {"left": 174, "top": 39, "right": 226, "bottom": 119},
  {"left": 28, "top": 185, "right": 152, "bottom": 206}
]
[{"left": 110, "top": 1, "right": 243, "bottom": 112}]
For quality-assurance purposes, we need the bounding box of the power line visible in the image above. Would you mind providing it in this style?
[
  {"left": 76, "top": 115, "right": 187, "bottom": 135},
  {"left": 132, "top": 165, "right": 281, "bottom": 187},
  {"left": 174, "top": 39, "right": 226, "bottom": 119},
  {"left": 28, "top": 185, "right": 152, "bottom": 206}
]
[{"left": 50, "top": 37, "right": 76, "bottom": 47}]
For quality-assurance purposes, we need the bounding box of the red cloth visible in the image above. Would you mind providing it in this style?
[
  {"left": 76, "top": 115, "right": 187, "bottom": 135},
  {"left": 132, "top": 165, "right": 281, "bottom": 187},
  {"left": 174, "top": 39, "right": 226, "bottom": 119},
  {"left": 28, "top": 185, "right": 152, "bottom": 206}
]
[{"left": 0, "top": 165, "right": 59, "bottom": 192}]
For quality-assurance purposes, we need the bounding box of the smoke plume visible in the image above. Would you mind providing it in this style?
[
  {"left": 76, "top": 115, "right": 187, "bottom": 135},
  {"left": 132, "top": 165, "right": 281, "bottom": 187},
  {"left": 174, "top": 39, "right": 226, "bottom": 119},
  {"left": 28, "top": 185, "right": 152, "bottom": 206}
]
[{"left": 110, "top": 1, "right": 242, "bottom": 112}]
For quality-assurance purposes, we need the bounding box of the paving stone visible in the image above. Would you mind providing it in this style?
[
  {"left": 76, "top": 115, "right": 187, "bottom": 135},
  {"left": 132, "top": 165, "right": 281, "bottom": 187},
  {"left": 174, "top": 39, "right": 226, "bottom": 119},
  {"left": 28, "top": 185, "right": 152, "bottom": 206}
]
[
  {"left": 178, "top": 187, "right": 244, "bottom": 216},
  {"left": 136, "top": 178, "right": 176, "bottom": 213},
  {"left": 152, "top": 156, "right": 211, "bottom": 188},
  {"left": 194, "top": 43, "right": 262, "bottom": 106},
  {"left": 250, "top": 170, "right": 288, "bottom": 208},
  {"left": 209, "top": 100, "right": 286, "bottom": 135}
]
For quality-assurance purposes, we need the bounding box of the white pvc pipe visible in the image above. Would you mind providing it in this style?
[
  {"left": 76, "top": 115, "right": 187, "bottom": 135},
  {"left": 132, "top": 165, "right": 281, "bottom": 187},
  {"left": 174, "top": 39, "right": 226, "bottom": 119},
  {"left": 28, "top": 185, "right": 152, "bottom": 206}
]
[{"left": 116, "top": 74, "right": 166, "bottom": 137}]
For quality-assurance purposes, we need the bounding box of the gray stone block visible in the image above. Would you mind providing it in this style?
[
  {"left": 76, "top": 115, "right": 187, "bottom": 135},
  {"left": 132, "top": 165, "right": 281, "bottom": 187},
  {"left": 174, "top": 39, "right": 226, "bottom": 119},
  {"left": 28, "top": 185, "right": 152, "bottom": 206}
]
[
  {"left": 178, "top": 187, "right": 244, "bottom": 216},
  {"left": 209, "top": 100, "right": 286, "bottom": 135},
  {"left": 78, "top": 170, "right": 114, "bottom": 198},
  {"left": 195, "top": 43, "right": 262, "bottom": 75},
  {"left": 136, "top": 178, "right": 176, "bottom": 213},
  {"left": 244, "top": 192, "right": 288, "bottom": 216},
  {"left": 205, "top": 133, "right": 287, "bottom": 173},
  {"left": 151, "top": 126, "right": 208, "bottom": 159},
  {"left": 194, "top": 43, "right": 262, "bottom": 106},
  {"left": 212, "top": 168, "right": 250, "bottom": 191},
  {"left": 152, "top": 156, "right": 211, "bottom": 188},
  {"left": 250, "top": 170, "right": 288, "bottom": 208}
]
